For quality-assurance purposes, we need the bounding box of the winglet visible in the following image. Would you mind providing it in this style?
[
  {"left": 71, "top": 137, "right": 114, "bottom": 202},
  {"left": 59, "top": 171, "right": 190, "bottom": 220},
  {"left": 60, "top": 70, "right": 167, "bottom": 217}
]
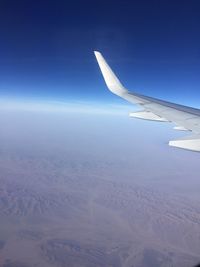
[{"left": 94, "top": 51, "right": 127, "bottom": 96}]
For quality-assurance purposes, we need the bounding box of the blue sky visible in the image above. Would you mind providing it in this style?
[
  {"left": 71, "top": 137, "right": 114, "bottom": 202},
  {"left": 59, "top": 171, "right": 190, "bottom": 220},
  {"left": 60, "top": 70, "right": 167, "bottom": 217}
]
[{"left": 0, "top": 0, "right": 200, "bottom": 108}]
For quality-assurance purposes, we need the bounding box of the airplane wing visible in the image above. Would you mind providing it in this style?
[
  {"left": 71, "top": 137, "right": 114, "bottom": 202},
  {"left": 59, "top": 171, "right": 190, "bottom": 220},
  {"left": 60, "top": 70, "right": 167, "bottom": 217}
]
[{"left": 94, "top": 51, "right": 200, "bottom": 152}]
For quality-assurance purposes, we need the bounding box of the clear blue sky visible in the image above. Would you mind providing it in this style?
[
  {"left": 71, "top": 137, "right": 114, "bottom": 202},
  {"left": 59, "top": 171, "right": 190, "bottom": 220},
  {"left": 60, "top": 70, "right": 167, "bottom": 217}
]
[{"left": 0, "top": 0, "right": 200, "bottom": 107}]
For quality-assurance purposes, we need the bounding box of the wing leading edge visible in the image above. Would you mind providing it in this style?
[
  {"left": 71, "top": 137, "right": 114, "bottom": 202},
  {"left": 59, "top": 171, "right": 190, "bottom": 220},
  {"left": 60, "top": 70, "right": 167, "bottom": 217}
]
[{"left": 94, "top": 51, "right": 200, "bottom": 152}]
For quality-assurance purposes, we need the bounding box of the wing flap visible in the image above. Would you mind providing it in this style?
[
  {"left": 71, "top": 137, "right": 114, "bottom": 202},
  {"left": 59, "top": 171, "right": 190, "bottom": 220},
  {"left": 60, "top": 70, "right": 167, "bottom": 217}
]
[
  {"left": 169, "top": 135, "right": 200, "bottom": 152},
  {"left": 173, "top": 126, "right": 189, "bottom": 131},
  {"left": 129, "top": 111, "right": 168, "bottom": 121}
]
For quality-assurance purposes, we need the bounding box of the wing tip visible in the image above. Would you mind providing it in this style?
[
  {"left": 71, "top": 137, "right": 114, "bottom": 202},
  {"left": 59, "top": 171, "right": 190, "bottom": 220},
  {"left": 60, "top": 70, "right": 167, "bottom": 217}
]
[
  {"left": 94, "top": 50, "right": 128, "bottom": 95},
  {"left": 94, "top": 50, "right": 101, "bottom": 58}
]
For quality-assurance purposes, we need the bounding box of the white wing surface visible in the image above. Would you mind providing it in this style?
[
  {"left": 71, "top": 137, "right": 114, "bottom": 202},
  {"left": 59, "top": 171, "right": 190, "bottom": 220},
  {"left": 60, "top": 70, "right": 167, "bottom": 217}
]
[{"left": 94, "top": 51, "right": 200, "bottom": 152}]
